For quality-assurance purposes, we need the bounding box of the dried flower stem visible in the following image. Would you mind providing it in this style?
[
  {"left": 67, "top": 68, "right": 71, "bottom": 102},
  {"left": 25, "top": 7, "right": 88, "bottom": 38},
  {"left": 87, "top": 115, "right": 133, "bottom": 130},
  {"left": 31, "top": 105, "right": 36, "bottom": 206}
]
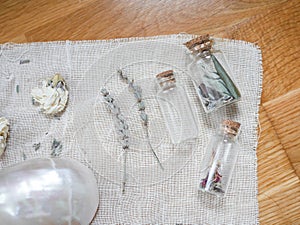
[
  {"left": 122, "top": 148, "right": 127, "bottom": 194},
  {"left": 20, "top": 59, "right": 30, "bottom": 64},
  {"left": 201, "top": 161, "right": 224, "bottom": 193},
  {"left": 33, "top": 142, "right": 41, "bottom": 151},
  {"left": 101, "top": 87, "right": 129, "bottom": 194},
  {"left": 144, "top": 125, "right": 164, "bottom": 170},
  {"left": 22, "top": 152, "right": 27, "bottom": 160},
  {"left": 118, "top": 69, "right": 164, "bottom": 170},
  {"left": 51, "top": 139, "right": 62, "bottom": 157}
]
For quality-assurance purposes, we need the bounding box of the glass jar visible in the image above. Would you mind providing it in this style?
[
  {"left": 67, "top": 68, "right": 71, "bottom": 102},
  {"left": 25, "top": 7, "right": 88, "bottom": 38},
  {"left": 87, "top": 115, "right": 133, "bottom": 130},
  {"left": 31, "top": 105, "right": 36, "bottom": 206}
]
[
  {"left": 156, "top": 70, "right": 198, "bottom": 144},
  {"left": 184, "top": 35, "right": 241, "bottom": 113},
  {"left": 199, "top": 120, "right": 241, "bottom": 197}
]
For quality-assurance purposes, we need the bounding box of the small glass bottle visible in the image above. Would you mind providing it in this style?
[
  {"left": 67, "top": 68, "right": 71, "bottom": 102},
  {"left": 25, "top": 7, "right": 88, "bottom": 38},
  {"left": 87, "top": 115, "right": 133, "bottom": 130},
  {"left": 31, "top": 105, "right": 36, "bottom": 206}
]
[
  {"left": 199, "top": 120, "right": 241, "bottom": 197},
  {"left": 156, "top": 70, "right": 198, "bottom": 144},
  {"left": 184, "top": 35, "right": 241, "bottom": 113}
]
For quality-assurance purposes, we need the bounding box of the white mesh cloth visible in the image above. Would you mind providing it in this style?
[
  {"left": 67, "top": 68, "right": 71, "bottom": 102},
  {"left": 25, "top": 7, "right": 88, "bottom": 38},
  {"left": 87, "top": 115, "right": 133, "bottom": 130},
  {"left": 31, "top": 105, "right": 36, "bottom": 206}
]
[{"left": 0, "top": 34, "right": 262, "bottom": 224}]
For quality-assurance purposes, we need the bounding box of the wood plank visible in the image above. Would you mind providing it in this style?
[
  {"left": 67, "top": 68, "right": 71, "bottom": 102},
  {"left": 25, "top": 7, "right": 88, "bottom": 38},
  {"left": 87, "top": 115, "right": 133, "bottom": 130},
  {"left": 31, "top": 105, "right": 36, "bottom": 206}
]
[
  {"left": 258, "top": 107, "right": 300, "bottom": 224},
  {"left": 264, "top": 89, "right": 300, "bottom": 178},
  {"left": 0, "top": 0, "right": 93, "bottom": 42},
  {"left": 225, "top": 0, "right": 300, "bottom": 103},
  {"left": 20, "top": 0, "right": 287, "bottom": 42}
]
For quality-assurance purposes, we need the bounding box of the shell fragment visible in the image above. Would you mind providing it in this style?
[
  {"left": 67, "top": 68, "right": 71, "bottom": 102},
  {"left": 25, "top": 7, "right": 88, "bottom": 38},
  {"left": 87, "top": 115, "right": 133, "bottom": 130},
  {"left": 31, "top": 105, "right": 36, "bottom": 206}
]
[
  {"left": 31, "top": 74, "right": 69, "bottom": 115},
  {"left": 0, "top": 158, "right": 99, "bottom": 225},
  {"left": 0, "top": 117, "right": 9, "bottom": 157}
]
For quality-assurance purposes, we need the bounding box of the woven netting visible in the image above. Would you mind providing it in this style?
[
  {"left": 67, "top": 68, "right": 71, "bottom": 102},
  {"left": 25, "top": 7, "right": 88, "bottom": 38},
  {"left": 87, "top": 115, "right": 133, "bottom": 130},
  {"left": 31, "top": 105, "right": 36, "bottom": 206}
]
[{"left": 0, "top": 34, "right": 262, "bottom": 224}]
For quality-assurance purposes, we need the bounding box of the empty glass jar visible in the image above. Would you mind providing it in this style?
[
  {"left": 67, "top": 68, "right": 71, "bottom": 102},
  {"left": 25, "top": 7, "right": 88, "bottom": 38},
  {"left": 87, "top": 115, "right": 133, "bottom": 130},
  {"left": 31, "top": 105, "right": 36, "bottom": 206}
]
[{"left": 156, "top": 70, "right": 198, "bottom": 144}]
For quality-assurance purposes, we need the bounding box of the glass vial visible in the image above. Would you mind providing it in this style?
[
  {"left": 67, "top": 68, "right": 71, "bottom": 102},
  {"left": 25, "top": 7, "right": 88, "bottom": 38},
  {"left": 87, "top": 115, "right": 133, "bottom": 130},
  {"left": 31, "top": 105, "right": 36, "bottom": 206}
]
[
  {"left": 156, "top": 70, "right": 198, "bottom": 144},
  {"left": 184, "top": 35, "right": 241, "bottom": 113},
  {"left": 199, "top": 120, "right": 241, "bottom": 197}
]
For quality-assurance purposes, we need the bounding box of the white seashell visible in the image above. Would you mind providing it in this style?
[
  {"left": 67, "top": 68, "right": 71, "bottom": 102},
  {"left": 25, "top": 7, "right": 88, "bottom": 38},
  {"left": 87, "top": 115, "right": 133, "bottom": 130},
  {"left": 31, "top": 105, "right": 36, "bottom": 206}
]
[
  {"left": 0, "top": 117, "right": 9, "bottom": 157},
  {"left": 31, "top": 74, "right": 69, "bottom": 115},
  {"left": 0, "top": 158, "right": 99, "bottom": 225}
]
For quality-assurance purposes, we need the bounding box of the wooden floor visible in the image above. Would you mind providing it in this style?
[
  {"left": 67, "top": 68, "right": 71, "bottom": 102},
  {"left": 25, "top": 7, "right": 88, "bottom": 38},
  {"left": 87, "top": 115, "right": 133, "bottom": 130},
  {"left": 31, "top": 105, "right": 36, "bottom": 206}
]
[{"left": 1, "top": 0, "right": 299, "bottom": 224}]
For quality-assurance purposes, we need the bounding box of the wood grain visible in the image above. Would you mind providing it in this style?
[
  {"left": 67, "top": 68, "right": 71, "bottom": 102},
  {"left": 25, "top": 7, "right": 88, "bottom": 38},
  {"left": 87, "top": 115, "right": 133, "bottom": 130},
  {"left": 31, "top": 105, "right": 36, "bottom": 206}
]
[
  {"left": 0, "top": 0, "right": 299, "bottom": 224},
  {"left": 258, "top": 107, "right": 300, "bottom": 224},
  {"left": 264, "top": 89, "right": 300, "bottom": 178}
]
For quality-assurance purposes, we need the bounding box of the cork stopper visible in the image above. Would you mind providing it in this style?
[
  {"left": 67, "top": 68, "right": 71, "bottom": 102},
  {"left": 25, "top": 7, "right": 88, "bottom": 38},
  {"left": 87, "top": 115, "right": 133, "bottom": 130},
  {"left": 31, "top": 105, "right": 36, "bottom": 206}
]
[
  {"left": 184, "top": 34, "right": 213, "bottom": 55},
  {"left": 156, "top": 70, "right": 176, "bottom": 87},
  {"left": 222, "top": 120, "right": 241, "bottom": 136},
  {"left": 156, "top": 70, "right": 174, "bottom": 79}
]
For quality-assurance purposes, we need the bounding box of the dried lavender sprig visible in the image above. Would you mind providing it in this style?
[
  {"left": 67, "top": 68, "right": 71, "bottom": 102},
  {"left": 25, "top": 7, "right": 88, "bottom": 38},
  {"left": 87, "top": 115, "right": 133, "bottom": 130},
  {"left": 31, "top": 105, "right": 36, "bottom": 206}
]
[
  {"left": 118, "top": 70, "right": 164, "bottom": 170},
  {"left": 101, "top": 87, "right": 129, "bottom": 194}
]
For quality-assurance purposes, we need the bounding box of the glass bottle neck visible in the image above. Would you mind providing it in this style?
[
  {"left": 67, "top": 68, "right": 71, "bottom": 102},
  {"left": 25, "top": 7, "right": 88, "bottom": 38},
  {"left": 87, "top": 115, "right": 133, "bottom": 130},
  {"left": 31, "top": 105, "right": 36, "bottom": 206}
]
[
  {"left": 189, "top": 50, "right": 213, "bottom": 61},
  {"left": 156, "top": 70, "right": 177, "bottom": 91},
  {"left": 218, "top": 125, "right": 239, "bottom": 141},
  {"left": 159, "top": 81, "right": 177, "bottom": 91}
]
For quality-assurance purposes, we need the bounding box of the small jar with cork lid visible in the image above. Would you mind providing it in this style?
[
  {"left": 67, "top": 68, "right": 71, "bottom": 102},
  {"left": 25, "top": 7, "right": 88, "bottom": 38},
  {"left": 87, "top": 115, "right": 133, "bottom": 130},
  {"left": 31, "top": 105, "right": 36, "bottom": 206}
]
[
  {"left": 199, "top": 119, "right": 241, "bottom": 197},
  {"left": 156, "top": 70, "right": 198, "bottom": 144},
  {"left": 184, "top": 35, "right": 241, "bottom": 113}
]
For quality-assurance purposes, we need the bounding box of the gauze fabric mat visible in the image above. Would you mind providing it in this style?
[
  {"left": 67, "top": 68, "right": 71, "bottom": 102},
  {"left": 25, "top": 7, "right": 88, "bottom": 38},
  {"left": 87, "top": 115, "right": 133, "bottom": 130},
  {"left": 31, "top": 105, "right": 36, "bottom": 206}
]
[{"left": 0, "top": 34, "right": 262, "bottom": 224}]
